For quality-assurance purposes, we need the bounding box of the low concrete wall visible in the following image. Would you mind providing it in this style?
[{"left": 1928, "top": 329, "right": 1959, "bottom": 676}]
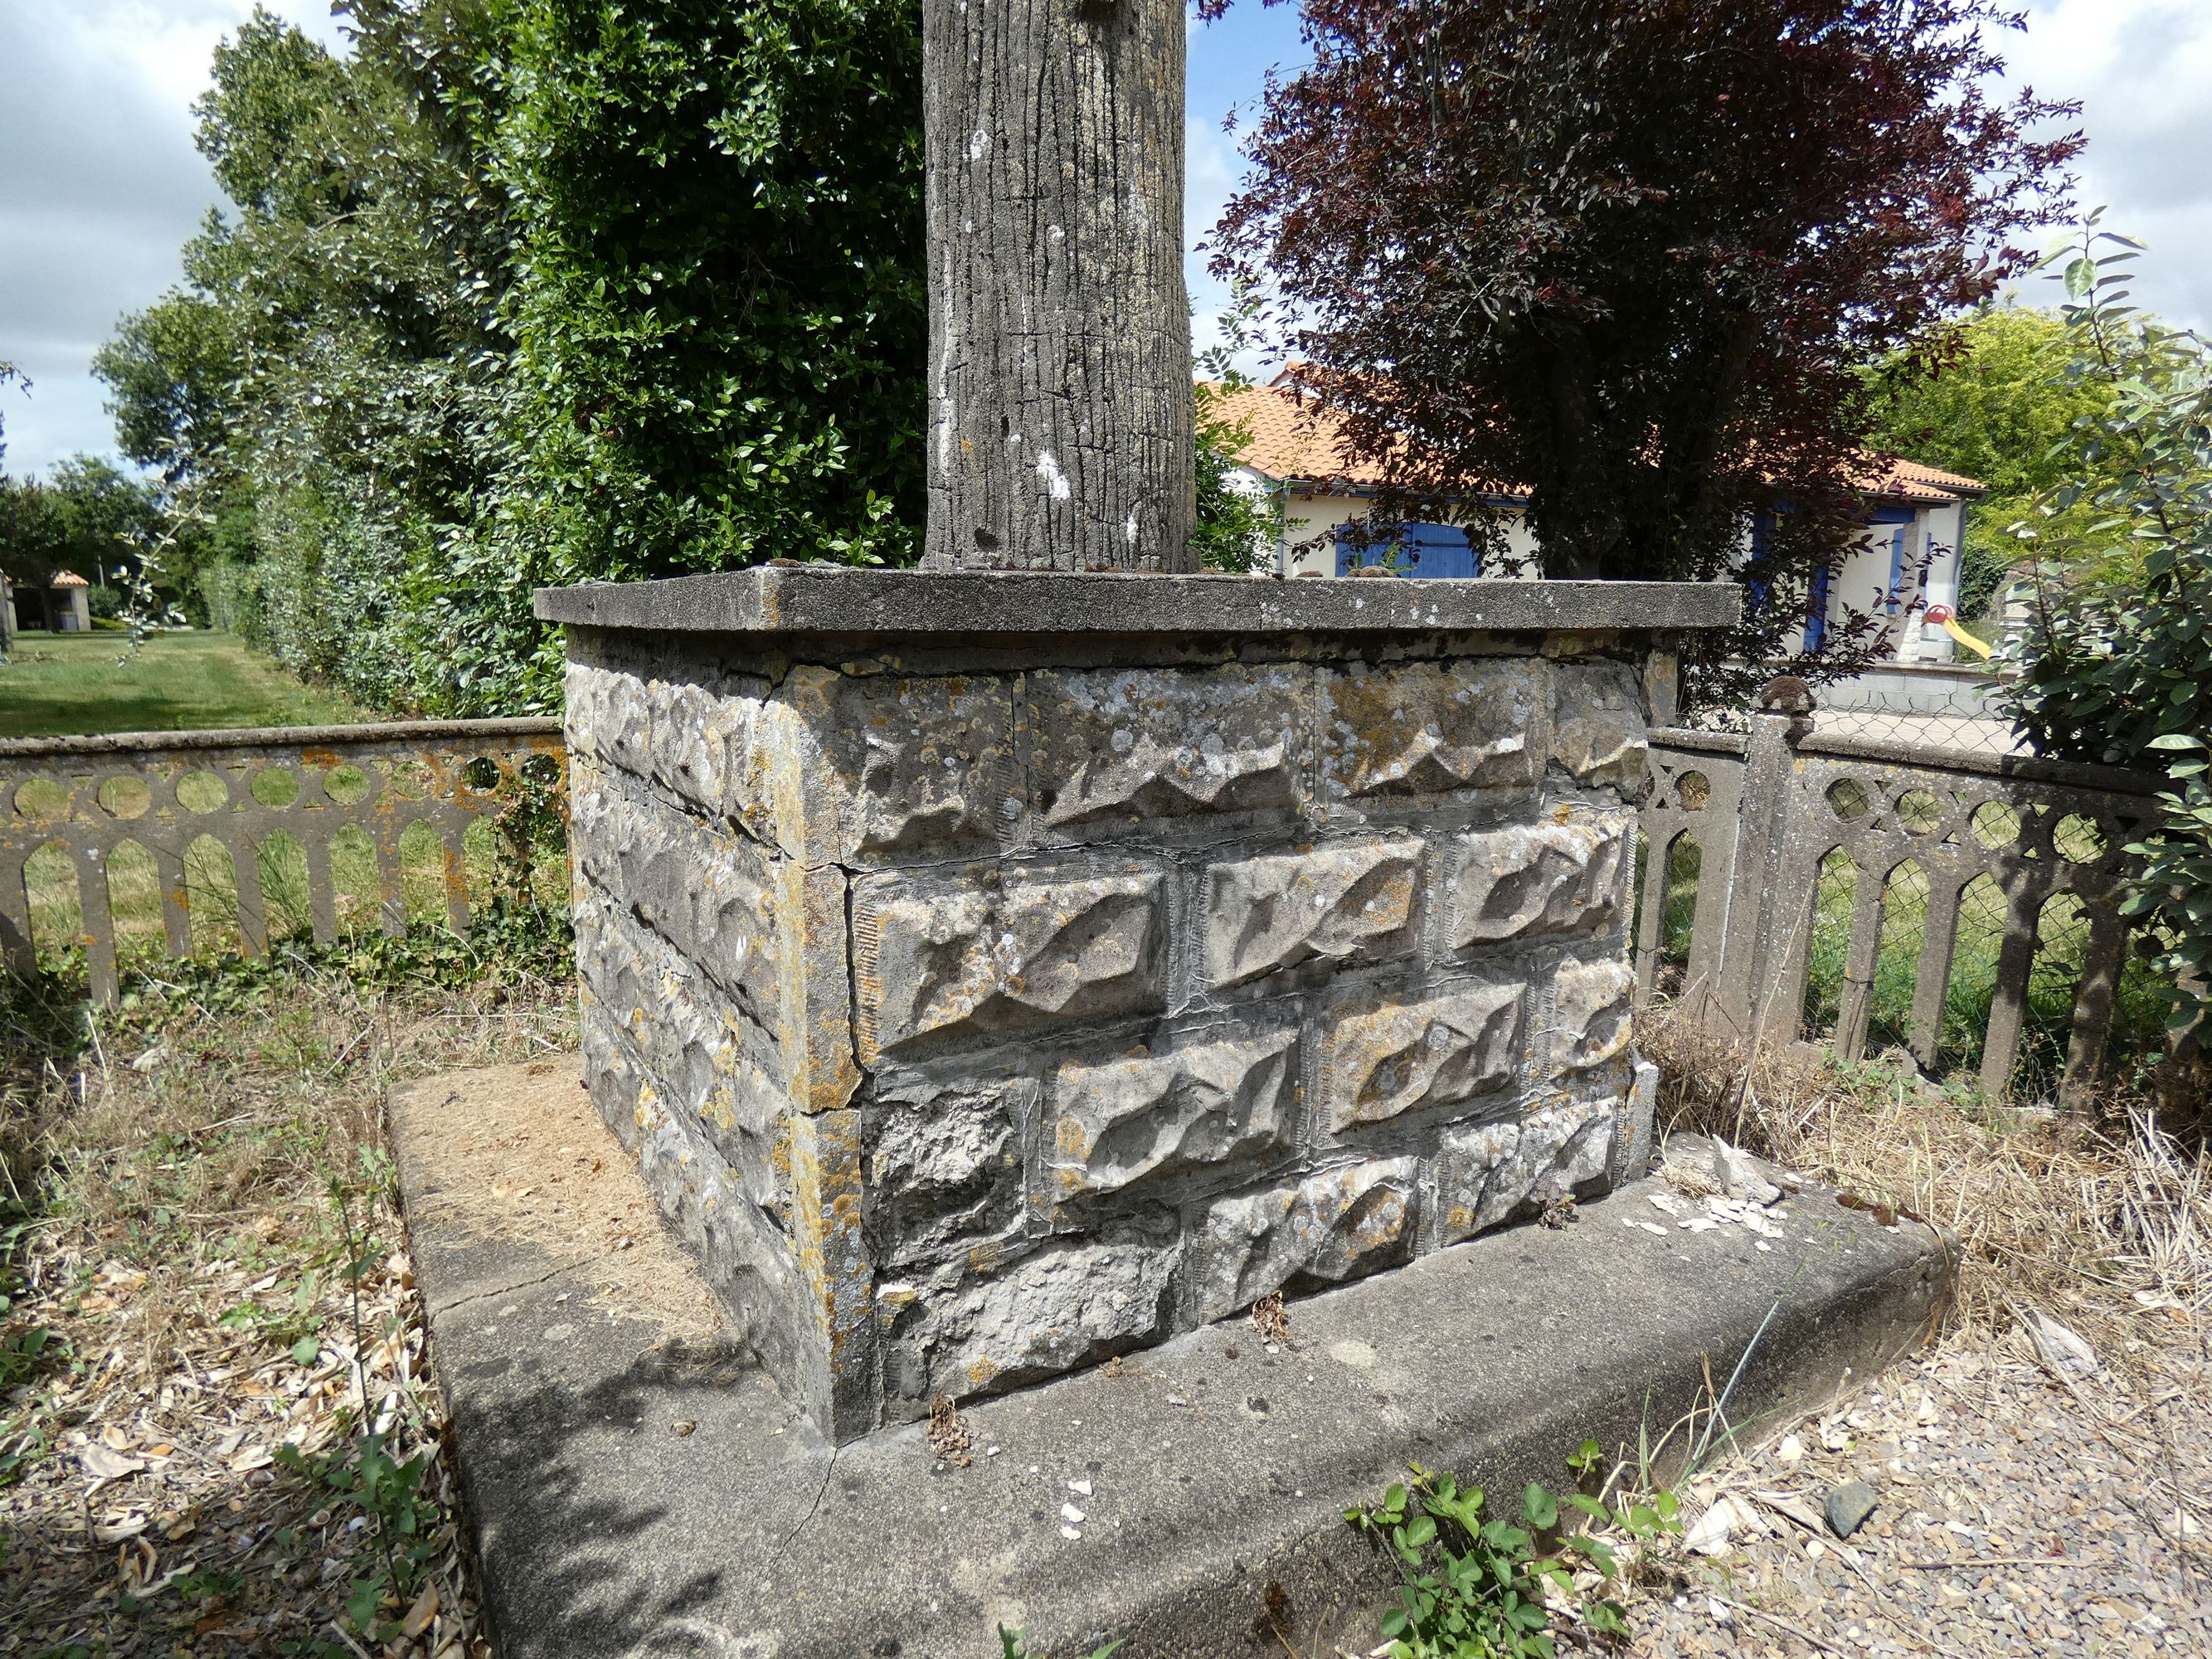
[
  {"left": 0, "top": 719, "right": 566, "bottom": 1000},
  {"left": 539, "top": 567, "right": 1738, "bottom": 1442}
]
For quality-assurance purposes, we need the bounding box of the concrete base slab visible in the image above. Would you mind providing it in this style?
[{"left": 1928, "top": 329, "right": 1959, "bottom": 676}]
[{"left": 391, "top": 1063, "right": 1952, "bottom": 1659}]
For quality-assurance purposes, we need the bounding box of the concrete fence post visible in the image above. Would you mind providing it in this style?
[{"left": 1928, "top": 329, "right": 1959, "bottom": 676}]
[{"left": 1713, "top": 678, "right": 1813, "bottom": 1039}]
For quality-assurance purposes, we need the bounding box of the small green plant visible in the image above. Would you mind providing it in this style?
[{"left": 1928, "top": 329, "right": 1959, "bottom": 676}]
[{"left": 1348, "top": 1450, "right": 1680, "bottom": 1658}]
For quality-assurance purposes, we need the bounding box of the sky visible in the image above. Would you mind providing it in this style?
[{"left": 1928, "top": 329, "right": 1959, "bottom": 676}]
[{"left": 0, "top": 0, "right": 2206, "bottom": 478}]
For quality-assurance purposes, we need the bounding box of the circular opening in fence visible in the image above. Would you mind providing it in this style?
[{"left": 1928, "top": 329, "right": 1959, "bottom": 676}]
[
  {"left": 248, "top": 767, "right": 301, "bottom": 809},
  {"left": 1895, "top": 789, "right": 1943, "bottom": 834},
  {"left": 322, "top": 764, "right": 371, "bottom": 806},
  {"left": 461, "top": 756, "right": 502, "bottom": 793},
  {"left": 176, "top": 771, "right": 230, "bottom": 814},
  {"left": 1971, "top": 800, "right": 2022, "bottom": 852},
  {"left": 1676, "top": 770, "right": 1711, "bottom": 811},
  {"left": 387, "top": 759, "right": 434, "bottom": 802},
  {"left": 1826, "top": 778, "right": 1870, "bottom": 822},
  {"left": 519, "top": 752, "right": 562, "bottom": 787},
  {"left": 95, "top": 775, "right": 152, "bottom": 820},
  {"left": 12, "top": 776, "right": 72, "bottom": 824},
  {"left": 2053, "top": 813, "right": 2105, "bottom": 864}
]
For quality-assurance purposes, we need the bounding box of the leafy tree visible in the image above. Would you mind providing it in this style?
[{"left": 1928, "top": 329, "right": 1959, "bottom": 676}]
[
  {"left": 477, "top": 0, "right": 927, "bottom": 699},
  {"left": 1861, "top": 306, "right": 2133, "bottom": 620},
  {"left": 1997, "top": 226, "right": 2212, "bottom": 1066},
  {"left": 94, "top": 291, "right": 242, "bottom": 486},
  {"left": 1206, "top": 0, "right": 2082, "bottom": 703}
]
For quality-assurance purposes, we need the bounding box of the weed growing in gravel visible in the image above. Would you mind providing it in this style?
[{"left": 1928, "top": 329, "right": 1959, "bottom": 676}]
[{"left": 1349, "top": 1448, "right": 1682, "bottom": 1659}]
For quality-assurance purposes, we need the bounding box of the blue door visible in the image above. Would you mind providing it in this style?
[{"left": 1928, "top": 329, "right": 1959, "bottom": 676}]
[{"left": 1335, "top": 522, "right": 1479, "bottom": 577}]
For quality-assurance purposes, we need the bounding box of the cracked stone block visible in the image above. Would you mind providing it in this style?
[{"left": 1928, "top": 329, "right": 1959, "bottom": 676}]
[
  {"left": 1045, "top": 1025, "right": 1300, "bottom": 1204},
  {"left": 899, "top": 1227, "right": 1177, "bottom": 1399},
  {"left": 1320, "top": 984, "right": 1525, "bottom": 1131},
  {"left": 853, "top": 863, "right": 1165, "bottom": 1059},
  {"left": 653, "top": 990, "right": 786, "bottom": 1219},
  {"left": 688, "top": 836, "right": 780, "bottom": 1030},
  {"left": 1437, "top": 1099, "right": 1616, "bottom": 1242},
  {"left": 1553, "top": 958, "right": 1635, "bottom": 1073},
  {"left": 1029, "top": 664, "right": 1307, "bottom": 830},
  {"left": 1443, "top": 813, "right": 1634, "bottom": 948},
  {"left": 581, "top": 1012, "right": 644, "bottom": 1155},
  {"left": 1549, "top": 661, "right": 1647, "bottom": 790},
  {"left": 614, "top": 809, "right": 686, "bottom": 953},
  {"left": 566, "top": 757, "right": 623, "bottom": 894},
  {"left": 775, "top": 666, "right": 1021, "bottom": 862},
  {"left": 648, "top": 676, "right": 736, "bottom": 815},
  {"left": 863, "top": 1068, "right": 1029, "bottom": 1270},
  {"left": 1617, "top": 1058, "right": 1660, "bottom": 1185},
  {"left": 1323, "top": 660, "right": 1539, "bottom": 799},
  {"left": 1182, "top": 1159, "right": 1419, "bottom": 1326},
  {"left": 1201, "top": 836, "right": 1421, "bottom": 990}
]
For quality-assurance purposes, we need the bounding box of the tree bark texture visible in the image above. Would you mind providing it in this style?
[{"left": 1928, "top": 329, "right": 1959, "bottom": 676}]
[{"left": 923, "top": 0, "right": 1195, "bottom": 572}]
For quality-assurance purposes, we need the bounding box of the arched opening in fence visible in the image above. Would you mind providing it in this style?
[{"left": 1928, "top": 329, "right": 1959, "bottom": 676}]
[
  {"left": 398, "top": 823, "right": 453, "bottom": 937},
  {"left": 1866, "top": 859, "right": 1930, "bottom": 1058},
  {"left": 326, "top": 825, "right": 380, "bottom": 937},
  {"left": 1937, "top": 873, "right": 2009, "bottom": 1077},
  {"left": 104, "top": 839, "right": 164, "bottom": 970},
  {"left": 1655, "top": 831, "right": 1701, "bottom": 996},
  {"left": 1801, "top": 847, "right": 1857, "bottom": 1039},
  {"left": 256, "top": 829, "right": 314, "bottom": 944},
  {"left": 182, "top": 834, "right": 242, "bottom": 956},
  {"left": 2016, "top": 892, "right": 2091, "bottom": 1104},
  {"left": 22, "top": 841, "right": 80, "bottom": 963}
]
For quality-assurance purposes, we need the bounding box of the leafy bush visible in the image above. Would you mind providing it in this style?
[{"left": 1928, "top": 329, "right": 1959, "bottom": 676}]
[{"left": 1999, "top": 223, "right": 2212, "bottom": 1044}]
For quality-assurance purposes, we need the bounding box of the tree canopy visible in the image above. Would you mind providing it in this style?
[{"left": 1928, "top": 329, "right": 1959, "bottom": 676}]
[
  {"left": 99, "top": 0, "right": 927, "bottom": 715},
  {"left": 1207, "top": 0, "right": 2082, "bottom": 697}
]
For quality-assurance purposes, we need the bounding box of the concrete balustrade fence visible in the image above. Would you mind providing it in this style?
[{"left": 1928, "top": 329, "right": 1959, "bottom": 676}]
[
  {"left": 1636, "top": 691, "right": 2184, "bottom": 1107},
  {"left": 0, "top": 719, "right": 566, "bottom": 1003}
]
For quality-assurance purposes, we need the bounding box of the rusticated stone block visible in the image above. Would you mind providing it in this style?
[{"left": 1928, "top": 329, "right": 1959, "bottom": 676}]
[
  {"left": 1550, "top": 661, "right": 1647, "bottom": 789},
  {"left": 688, "top": 836, "right": 780, "bottom": 1029},
  {"left": 1183, "top": 1159, "right": 1419, "bottom": 1325},
  {"left": 647, "top": 677, "right": 725, "bottom": 812},
  {"left": 1437, "top": 1099, "right": 1616, "bottom": 1242},
  {"left": 1201, "top": 836, "right": 1421, "bottom": 990},
  {"left": 771, "top": 666, "right": 1020, "bottom": 862},
  {"left": 863, "top": 1068, "right": 1029, "bottom": 1271},
  {"left": 890, "top": 1226, "right": 1177, "bottom": 1400},
  {"left": 580, "top": 1011, "right": 644, "bottom": 1155},
  {"left": 1442, "top": 813, "right": 1633, "bottom": 949},
  {"left": 853, "top": 863, "right": 1164, "bottom": 1059},
  {"left": 1323, "top": 660, "right": 1539, "bottom": 799},
  {"left": 1553, "top": 958, "right": 1636, "bottom": 1074},
  {"left": 1320, "top": 984, "right": 1524, "bottom": 1130},
  {"left": 1028, "top": 664, "right": 1306, "bottom": 830},
  {"left": 1045, "top": 1025, "right": 1300, "bottom": 1203}
]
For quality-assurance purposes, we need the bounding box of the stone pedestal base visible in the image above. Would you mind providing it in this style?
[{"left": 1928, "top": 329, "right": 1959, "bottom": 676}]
[{"left": 537, "top": 568, "right": 1735, "bottom": 1442}]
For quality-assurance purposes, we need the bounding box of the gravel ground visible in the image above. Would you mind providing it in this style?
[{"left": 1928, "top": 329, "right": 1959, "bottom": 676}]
[{"left": 1631, "top": 1317, "right": 2212, "bottom": 1657}]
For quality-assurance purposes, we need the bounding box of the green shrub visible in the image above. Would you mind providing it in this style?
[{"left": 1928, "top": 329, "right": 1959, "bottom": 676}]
[{"left": 1999, "top": 221, "right": 2212, "bottom": 1044}]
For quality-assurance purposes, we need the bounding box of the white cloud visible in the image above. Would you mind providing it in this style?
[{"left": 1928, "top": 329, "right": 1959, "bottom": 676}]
[
  {"left": 0, "top": 0, "right": 347, "bottom": 476},
  {"left": 2002, "top": 0, "right": 2212, "bottom": 326}
]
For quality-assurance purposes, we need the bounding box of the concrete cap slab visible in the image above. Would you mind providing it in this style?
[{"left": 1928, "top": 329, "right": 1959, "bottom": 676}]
[{"left": 532, "top": 567, "right": 1742, "bottom": 636}]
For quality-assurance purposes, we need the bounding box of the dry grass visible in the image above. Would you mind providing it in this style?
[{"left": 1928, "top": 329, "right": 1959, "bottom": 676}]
[
  {"left": 1640, "top": 998, "right": 2212, "bottom": 1359},
  {"left": 0, "top": 944, "right": 573, "bottom": 1658}
]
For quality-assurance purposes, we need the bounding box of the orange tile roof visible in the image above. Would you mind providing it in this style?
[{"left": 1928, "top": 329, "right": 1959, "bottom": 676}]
[
  {"left": 49, "top": 570, "right": 90, "bottom": 587},
  {"left": 1200, "top": 380, "right": 1983, "bottom": 503}
]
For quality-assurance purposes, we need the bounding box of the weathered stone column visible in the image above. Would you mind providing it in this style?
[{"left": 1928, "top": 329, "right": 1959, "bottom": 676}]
[
  {"left": 537, "top": 570, "right": 1738, "bottom": 1443},
  {"left": 923, "top": 0, "right": 1195, "bottom": 572}
]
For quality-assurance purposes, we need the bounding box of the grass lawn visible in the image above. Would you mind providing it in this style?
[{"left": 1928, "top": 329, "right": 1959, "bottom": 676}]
[{"left": 0, "top": 630, "right": 367, "bottom": 739}]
